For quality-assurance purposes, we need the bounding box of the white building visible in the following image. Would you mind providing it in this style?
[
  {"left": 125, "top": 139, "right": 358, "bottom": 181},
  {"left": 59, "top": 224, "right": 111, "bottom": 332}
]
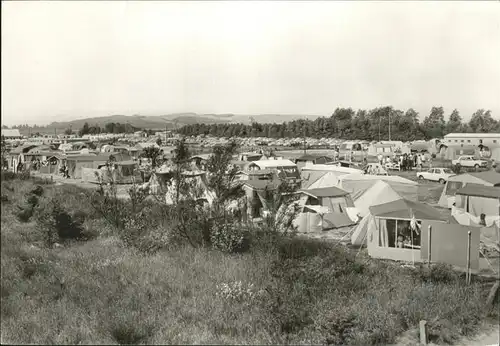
[
  {"left": 443, "top": 133, "right": 500, "bottom": 148},
  {"left": 1, "top": 129, "right": 23, "bottom": 140}
]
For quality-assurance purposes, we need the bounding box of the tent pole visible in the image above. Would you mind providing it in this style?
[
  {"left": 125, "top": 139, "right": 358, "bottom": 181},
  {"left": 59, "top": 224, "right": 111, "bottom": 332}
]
[
  {"left": 466, "top": 230, "right": 472, "bottom": 285},
  {"left": 427, "top": 225, "right": 432, "bottom": 268},
  {"left": 411, "top": 226, "right": 415, "bottom": 266}
]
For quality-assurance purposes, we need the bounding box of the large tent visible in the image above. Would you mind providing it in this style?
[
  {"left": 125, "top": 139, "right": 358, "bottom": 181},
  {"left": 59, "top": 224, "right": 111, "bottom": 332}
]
[
  {"left": 300, "top": 170, "right": 329, "bottom": 189},
  {"left": 306, "top": 171, "right": 341, "bottom": 190},
  {"left": 451, "top": 184, "right": 500, "bottom": 227},
  {"left": 353, "top": 180, "right": 402, "bottom": 218},
  {"left": 162, "top": 171, "right": 216, "bottom": 205},
  {"left": 350, "top": 198, "right": 448, "bottom": 262},
  {"left": 338, "top": 174, "right": 418, "bottom": 201},
  {"left": 294, "top": 186, "right": 356, "bottom": 232},
  {"left": 438, "top": 171, "right": 500, "bottom": 208}
]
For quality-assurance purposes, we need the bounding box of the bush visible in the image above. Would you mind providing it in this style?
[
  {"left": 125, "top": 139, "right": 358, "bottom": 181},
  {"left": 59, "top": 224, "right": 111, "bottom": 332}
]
[
  {"left": 14, "top": 185, "right": 44, "bottom": 223},
  {"left": 35, "top": 196, "right": 86, "bottom": 247},
  {"left": 210, "top": 223, "right": 250, "bottom": 254},
  {"left": 414, "top": 263, "right": 460, "bottom": 284}
]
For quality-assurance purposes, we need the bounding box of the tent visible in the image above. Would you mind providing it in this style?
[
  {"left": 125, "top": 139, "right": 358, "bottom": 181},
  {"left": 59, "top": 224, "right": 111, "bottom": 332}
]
[
  {"left": 294, "top": 186, "right": 356, "bottom": 232},
  {"left": 338, "top": 174, "right": 418, "bottom": 201},
  {"left": 295, "top": 154, "right": 333, "bottom": 170},
  {"left": 438, "top": 171, "right": 500, "bottom": 208},
  {"left": 353, "top": 180, "right": 402, "bottom": 218},
  {"left": 164, "top": 171, "right": 216, "bottom": 205},
  {"left": 301, "top": 164, "right": 363, "bottom": 176},
  {"left": 306, "top": 171, "right": 341, "bottom": 190},
  {"left": 421, "top": 220, "right": 499, "bottom": 275},
  {"left": 242, "top": 180, "right": 281, "bottom": 219},
  {"left": 491, "top": 148, "right": 500, "bottom": 162},
  {"left": 351, "top": 198, "right": 447, "bottom": 262},
  {"left": 453, "top": 184, "right": 500, "bottom": 226},
  {"left": 300, "top": 170, "right": 328, "bottom": 189}
]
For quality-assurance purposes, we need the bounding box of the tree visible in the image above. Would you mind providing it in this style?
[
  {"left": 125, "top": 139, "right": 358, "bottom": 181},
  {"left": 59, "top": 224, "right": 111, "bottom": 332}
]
[
  {"left": 422, "top": 106, "right": 446, "bottom": 139},
  {"left": 141, "top": 146, "right": 162, "bottom": 169},
  {"left": 78, "top": 122, "right": 90, "bottom": 137},
  {"left": 468, "top": 109, "right": 499, "bottom": 133},
  {"left": 156, "top": 138, "right": 162, "bottom": 146},
  {"left": 445, "top": 109, "right": 462, "bottom": 134},
  {"left": 64, "top": 127, "right": 73, "bottom": 135},
  {"left": 1, "top": 135, "right": 8, "bottom": 170}
]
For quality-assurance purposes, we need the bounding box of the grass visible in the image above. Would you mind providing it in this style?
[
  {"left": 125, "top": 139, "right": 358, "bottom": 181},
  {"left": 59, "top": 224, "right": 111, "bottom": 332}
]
[{"left": 1, "top": 176, "right": 498, "bottom": 345}]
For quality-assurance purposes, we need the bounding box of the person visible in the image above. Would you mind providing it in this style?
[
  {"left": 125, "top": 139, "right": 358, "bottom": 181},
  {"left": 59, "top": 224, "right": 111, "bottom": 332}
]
[
  {"left": 396, "top": 235, "right": 405, "bottom": 248},
  {"left": 377, "top": 153, "right": 383, "bottom": 165},
  {"left": 479, "top": 213, "right": 487, "bottom": 226}
]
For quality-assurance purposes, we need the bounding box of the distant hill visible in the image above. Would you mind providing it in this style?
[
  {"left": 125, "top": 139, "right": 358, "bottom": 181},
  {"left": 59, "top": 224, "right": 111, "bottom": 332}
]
[{"left": 14, "top": 113, "right": 322, "bottom": 135}]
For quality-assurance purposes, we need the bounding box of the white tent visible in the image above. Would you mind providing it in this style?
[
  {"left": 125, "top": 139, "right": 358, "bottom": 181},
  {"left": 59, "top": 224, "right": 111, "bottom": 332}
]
[
  {"left": 163, "top": 171, "right": 216, "bottom": 205},
  {"left": 307, "top": 171, "right": 341, "bottom": 190},
  {"left": 301, "top": 164, "right": 363, "bottom": 175},
  {"left": 338, "top": 174, "right": 418, "bottom": 201},
  {"left": 353, "top": 180, "right": 402, "bottom": 218},
  {"left": 438, "top": 171, "right": 500, "bottom": 208}
]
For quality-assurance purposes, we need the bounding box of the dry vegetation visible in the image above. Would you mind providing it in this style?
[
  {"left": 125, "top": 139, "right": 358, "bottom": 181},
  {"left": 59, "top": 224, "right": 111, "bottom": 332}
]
[{"left": 1, "top": 173, "right": 498, "bottom": 345}]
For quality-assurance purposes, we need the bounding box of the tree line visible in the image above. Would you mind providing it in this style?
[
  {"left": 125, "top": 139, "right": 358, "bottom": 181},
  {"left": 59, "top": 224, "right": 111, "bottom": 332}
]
[
  {"left": 76, "top": 122, "right": 144, "bottom": 136},
  {"left": 177, "top": 107, "right": 500, "bottom": 140}
]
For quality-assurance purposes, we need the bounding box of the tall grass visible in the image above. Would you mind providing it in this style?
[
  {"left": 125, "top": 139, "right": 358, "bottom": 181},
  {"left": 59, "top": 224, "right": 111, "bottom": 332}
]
[{"left": 1, "top": 177, "right": 496, "bottom": 344}]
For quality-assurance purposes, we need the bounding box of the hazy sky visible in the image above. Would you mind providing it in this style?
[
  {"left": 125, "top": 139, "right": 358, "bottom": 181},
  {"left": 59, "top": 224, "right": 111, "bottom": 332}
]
[{"left": 2, "top": 1, "right": 500, "bottom": 126}]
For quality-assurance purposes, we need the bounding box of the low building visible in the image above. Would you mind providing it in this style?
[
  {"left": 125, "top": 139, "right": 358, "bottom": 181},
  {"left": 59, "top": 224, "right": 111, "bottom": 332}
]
[{"left": 1, "top": 129, "right": 23, "bottom": 140}]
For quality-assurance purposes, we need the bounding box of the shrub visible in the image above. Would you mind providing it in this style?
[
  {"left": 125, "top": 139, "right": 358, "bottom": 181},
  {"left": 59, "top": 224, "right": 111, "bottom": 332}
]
[
  {"left": 210, "top": 223, "right": 250, "bottom": 254},
  {"left": 314, "top": 312, "right": 357, "bottom": 345},
  {"left": 35, "top": 196, "right": 86, "bottom": 247},
  {"left": 414, "top": 263, "right": 460, "bottom": 284}
]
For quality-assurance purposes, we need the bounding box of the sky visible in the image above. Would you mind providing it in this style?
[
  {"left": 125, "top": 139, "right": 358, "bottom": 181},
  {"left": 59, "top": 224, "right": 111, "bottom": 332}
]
[{"left": 2, "top": 1, "right": 500, "bottom": 126}]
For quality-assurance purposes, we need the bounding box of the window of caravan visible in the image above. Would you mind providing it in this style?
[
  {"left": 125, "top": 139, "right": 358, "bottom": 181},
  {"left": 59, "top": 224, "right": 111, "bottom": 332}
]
[
  {"left": 446, "top": 181, "right": 464, "bottom": 195},
  {"left": 383, "top": 147, "right": 391, "bottom": 153}
]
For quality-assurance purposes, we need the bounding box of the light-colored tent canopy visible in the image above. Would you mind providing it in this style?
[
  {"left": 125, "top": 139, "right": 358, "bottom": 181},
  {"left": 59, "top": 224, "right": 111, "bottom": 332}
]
[
  {"left": 438, "top": 171, "right": 500, "bottom": 208},
  {"left": 299, "top": 186, "right": 349, "bottom": 198},
  {"left": 354, "top": 180, "right": 402, "bottom": 217},
  {"left": 456, "top": 184, "right": 500, "bottom": 199},
  {"left": 301, "top": 164, "right": 363, "bottom": 175},
  {"left": 369, "top": 198, "right": 447, "bottom": 221},
  {"left": 306, "top": 171, "right": 340, "bottom": 190},
  {"left": 339, "top": 174, "right": 418, "bottom": 201}
]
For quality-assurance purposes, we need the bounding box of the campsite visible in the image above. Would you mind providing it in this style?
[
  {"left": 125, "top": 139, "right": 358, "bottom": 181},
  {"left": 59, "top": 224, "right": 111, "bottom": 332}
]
[
  {"left": 2, "top": 132, "right": 499, "bottom": 345},
  {"left": 2, "top": 2, "right": 500, "bottom": 343}
]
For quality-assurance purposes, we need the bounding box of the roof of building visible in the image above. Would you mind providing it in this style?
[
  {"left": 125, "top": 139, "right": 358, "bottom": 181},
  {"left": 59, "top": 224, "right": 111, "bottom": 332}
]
[
  {"left": 66, "top": 155, "right": 109, "bottom": 162},
  {"left": 295, "top": 154, "right": 333, "bottom": 161},
  {"left": 250, "top": 159, "right": 296, "bottom": 169},
  {"left": 1, "top": 129, "right": 22, "bottom": 137},
  {"left": 369, "top": 198, "right": 447, "bottom": 221},
  {"left": 456, "top": 184, "right": 500, "bottom": 199},
  {"left": 444, "top": 133, "right": 500, "bottom": 138},
  {"left": 299, "top": 186, "right": 349, "bottom": 198}
]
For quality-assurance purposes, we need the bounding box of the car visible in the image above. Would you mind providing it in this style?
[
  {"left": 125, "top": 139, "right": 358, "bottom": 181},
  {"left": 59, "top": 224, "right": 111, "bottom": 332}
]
[
  {"left": 451, "top": 155, "right": 488, "bottom": 168},
  {"left": 417, "top": 168, "right": 455, "bottom": 184}
]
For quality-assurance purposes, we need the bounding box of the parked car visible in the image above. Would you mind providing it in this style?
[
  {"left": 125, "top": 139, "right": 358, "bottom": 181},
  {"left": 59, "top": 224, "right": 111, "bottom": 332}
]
[
  {"left": 451, "top": 156, "right": 488, "bottom": 169},
  {"left": 417, "top": 168, "right": 455, "bottom": 184}
]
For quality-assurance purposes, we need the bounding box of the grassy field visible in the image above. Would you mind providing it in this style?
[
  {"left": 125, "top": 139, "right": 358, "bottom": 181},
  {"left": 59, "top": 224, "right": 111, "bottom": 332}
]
[{"left": 1, "top": 175, "right": 498, "bottom": 345}]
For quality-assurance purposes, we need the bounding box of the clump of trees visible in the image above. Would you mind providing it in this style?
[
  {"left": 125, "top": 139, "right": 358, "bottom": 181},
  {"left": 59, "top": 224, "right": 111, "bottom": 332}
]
[
  {"left": 78, "top": 122, "right": 141, "bottom": 136},
  {"left": 177, "top": 107, "right": 500, "bottom": 140}
]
